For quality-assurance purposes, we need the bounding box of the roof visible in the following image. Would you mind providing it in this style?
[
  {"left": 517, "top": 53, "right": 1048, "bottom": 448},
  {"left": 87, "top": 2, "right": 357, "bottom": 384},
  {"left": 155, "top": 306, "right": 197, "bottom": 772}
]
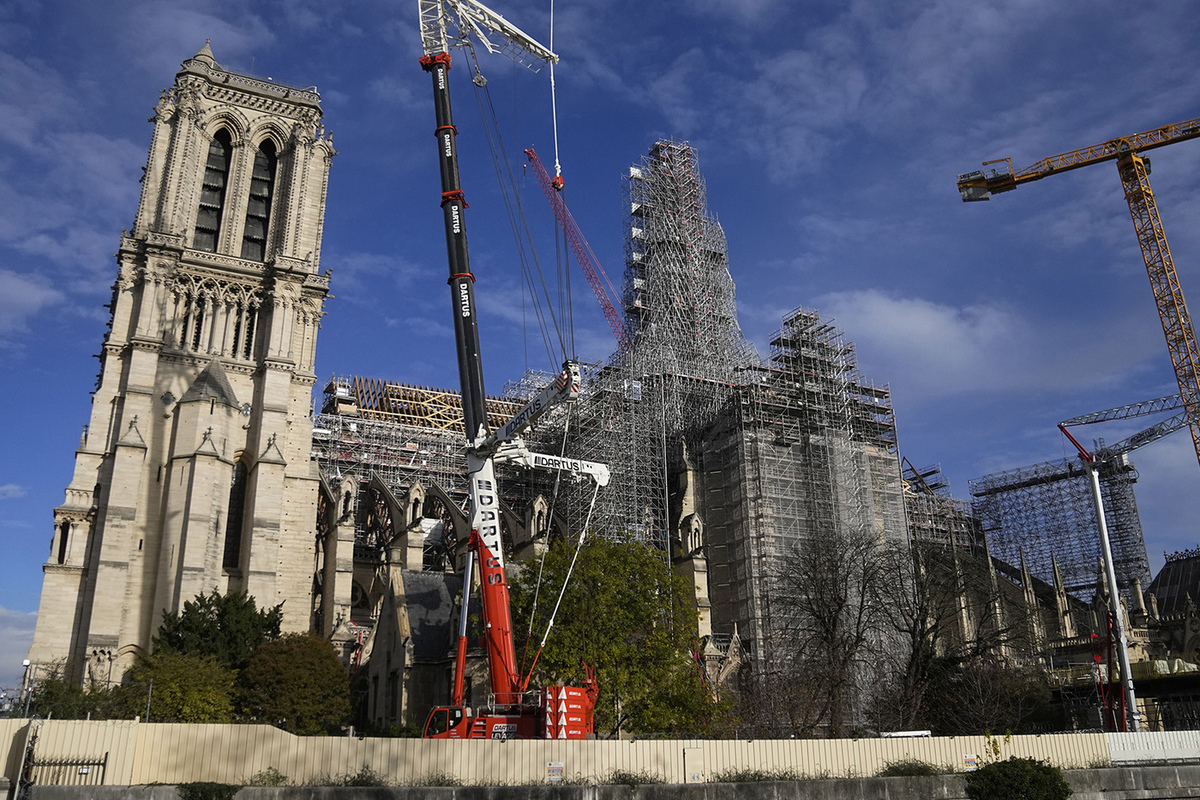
[
  {"left": 1148, "top": 548, "right": 1200, "bottom": 616},
  {"left": 179, "top": 359, "right": 241, "bottom": 408},
  {"left": 401, "top": 570, "right": 466, "bottom": 661}
]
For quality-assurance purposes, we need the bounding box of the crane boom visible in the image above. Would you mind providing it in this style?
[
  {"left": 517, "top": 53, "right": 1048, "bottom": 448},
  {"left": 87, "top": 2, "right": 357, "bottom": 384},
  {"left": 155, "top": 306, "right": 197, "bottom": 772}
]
[
  {"left": 525, "top": 148, "right": 631, "bottom": 350},
  {"left": 416, "top": 0, "right": 597, "bottom": 741},
  {"left": 1059, "top": 394, "right": 1182, "bottom": 427},
  {"left": 419, "top": 0, "right": 557, "bottom": 68},
  {"left": 957, "top": 116, "right": 1200, "bottom": 471}
]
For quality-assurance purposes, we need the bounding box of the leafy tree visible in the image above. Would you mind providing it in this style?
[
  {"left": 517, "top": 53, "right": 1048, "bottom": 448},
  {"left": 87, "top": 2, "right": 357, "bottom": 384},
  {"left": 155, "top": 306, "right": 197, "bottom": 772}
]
[
  {"left": 154, "top": 591, "right": 282, "bottom": 672},
  {"left": 237, "top": 632, "right": 351, "bottom": 734},
  {"left": 128, "top": 651, "right": 235, "bottom": 723},
  {"left": 509, "top": 536, "right": 726, "bottom": 737},
  {"left": 27, "top": 667, "right": 128, "bottom": 720}
]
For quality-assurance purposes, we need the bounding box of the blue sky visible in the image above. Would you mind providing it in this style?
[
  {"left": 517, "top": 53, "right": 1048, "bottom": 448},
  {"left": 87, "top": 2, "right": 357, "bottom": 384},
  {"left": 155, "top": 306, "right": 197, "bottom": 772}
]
[{"left": 2, "top": 0, "right": 1200, "bottom": 687}]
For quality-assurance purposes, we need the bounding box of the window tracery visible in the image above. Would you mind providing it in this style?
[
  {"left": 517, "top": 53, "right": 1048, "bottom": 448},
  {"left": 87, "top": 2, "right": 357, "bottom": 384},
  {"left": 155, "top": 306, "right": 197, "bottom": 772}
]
[
  {"left": 167, "top": 272, "right": 263, "bottom": 359},
  {"left": 194, "top": 129, "right": 232, "bottom": 252},
  {"left": 241, "top": 139, "right": 277, "bottom": 261}
]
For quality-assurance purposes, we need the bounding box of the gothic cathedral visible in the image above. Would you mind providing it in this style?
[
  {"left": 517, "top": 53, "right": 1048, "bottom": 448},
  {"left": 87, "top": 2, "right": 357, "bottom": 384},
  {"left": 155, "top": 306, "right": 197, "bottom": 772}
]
[{"left": 28, "top": 44, "right": 335, "bottom": 683}]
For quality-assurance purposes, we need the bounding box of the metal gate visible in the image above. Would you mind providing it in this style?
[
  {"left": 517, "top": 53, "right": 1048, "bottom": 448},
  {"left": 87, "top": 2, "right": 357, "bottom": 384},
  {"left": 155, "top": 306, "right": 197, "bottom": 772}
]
[{"left": 28, "top": 752, "right": 108, "bottom": 787}]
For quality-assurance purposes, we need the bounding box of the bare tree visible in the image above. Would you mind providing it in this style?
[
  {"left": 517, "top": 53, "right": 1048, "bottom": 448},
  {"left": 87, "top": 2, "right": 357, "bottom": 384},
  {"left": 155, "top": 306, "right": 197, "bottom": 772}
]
[
  {"left": 869, "top": 541, "right": 1055, "bottom": 734},
  {"left": 769, "top": 523, "right": 893, "bottom": 737}
]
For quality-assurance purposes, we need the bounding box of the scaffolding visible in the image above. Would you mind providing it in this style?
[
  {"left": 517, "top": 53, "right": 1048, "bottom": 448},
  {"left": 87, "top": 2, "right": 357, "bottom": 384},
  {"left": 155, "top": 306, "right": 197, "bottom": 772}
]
[
  {"left": 309, "top": 141, "right": 910, "bottom": 704},
  {"left": 903, "top": 462, "right": 985, "bottom": 551},
  {"left": 969, "top": 456, "right": 1152, "bottom": 599},
  {"left": 696, "top": 307, "right": 907, "bottom": 683},
  {"left": 312, "top": 378, "right": 541, "bottom": 557},
  {"left": 543, "top": 140, "right": 759, "bottom": 546}
]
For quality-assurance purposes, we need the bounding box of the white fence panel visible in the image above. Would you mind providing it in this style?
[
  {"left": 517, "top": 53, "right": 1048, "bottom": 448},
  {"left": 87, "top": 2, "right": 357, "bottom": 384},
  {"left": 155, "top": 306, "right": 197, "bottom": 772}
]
[{"left": 1106, "top": 731, "right": 1200, "bottom": 764}]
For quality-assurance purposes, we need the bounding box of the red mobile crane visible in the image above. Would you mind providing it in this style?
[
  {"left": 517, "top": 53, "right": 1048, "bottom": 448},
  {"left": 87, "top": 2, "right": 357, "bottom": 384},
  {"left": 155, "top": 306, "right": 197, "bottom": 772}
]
[{"left": 416, "top": 0, "right": 604, "bottom": 740}]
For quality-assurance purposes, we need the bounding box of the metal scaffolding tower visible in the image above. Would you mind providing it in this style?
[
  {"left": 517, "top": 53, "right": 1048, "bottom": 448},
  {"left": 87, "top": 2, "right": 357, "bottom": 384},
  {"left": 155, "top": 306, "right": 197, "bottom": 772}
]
[
  {"left": 697, "top": 307, "right": 907, "bottom": 675},
  {"left": 309, "top": 141, "right": 909, "bottom": 707},
  {"left": 902, "top": 462, "right": 985, "bottom": 551},
  {"left": 969, "top": 457, "right": 1152, "bottom": 598},
  {"left": 547, "top": 140, "right": 759, "bottom": 546}
]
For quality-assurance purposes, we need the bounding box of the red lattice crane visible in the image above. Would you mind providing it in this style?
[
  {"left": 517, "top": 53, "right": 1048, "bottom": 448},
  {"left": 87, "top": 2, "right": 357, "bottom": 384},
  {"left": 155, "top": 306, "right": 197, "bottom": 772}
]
[
  {"left": 525, "top": 148, "right": 631, "bottom": 351},
  {"left": 957, "top": 117, "right": 1200, "bottom": 470}
]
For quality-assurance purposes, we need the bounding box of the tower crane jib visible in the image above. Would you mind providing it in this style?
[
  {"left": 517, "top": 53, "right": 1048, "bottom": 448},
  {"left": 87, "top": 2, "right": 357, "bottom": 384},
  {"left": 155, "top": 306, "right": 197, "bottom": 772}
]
[{"left": 957, "top": 117, "right": 1200, "bottom": 471}]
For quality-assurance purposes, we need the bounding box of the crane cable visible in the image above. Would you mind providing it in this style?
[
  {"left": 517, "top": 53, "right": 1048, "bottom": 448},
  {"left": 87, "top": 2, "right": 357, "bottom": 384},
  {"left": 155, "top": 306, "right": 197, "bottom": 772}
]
[
  {"left": 547, "top": 0, "right": 575, "bottom": 358},
  {"left": 520, "top": 478, "right": 601, "bottom": 691},
  {"left": 518, "top": 402, "right": 573, "bottom": 676},
  {"left": 549, "top": 0, "right": 561, "bottom": 181},
  {"left": 464, "top": 43, "right": 570, "bottom": 367}
]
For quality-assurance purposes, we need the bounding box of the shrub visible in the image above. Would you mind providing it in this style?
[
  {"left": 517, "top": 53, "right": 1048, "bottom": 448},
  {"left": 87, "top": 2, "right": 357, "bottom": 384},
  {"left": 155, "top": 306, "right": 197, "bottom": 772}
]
[
  {"left": 603, "top": 769, "right": 665, "bottom": 786},
  {"left": 878, "top": 759, "right": 940, "bottom": 777},
  {"left": 965, "top": 757, "right": 1071, "bottom": 800},
  {"left": 246, "top": 766, "right": 288, "bottom": 786},
  {"left": 177, "top": 783, "right": 239, "bottom": 800},
  {"left": 337, "top": 764, "right": 388, "bottom": 786},
  {"left": 414, "top": 772, "right": 463, "bottom": 787},
  {"left": 710, "top": 767, "right": 805, "bottom": 782}
]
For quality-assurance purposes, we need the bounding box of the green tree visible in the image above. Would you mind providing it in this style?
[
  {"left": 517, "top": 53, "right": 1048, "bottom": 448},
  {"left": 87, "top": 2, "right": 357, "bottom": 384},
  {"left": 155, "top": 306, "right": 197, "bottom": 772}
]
[
  {"left": 28, "top": 667, "right": 128, "bottom": 720},
  {"left": 237, "top": 632, "right": 351, "bottom": 734},
  {"left": 510, "top": 537, "right": 725, "bottom": 737},
  {"left": 128, "top": 651, "right": 235, "bottom": 723},
  {"left": 154, "top": 591, "right": 282, "bottom": 672}
]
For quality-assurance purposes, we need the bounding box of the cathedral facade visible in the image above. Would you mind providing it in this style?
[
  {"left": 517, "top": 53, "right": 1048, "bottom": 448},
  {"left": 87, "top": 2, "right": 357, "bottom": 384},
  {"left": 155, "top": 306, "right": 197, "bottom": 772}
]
[{"left": 28, "top": 44, "right": 335, "bottom": 683}]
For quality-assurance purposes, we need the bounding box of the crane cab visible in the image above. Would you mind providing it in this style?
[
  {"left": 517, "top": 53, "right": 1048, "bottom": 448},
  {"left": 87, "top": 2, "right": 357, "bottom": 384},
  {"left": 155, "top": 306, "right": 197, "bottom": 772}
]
[{"left": 422, "top": 704, "right": 539, "bottom": 739}]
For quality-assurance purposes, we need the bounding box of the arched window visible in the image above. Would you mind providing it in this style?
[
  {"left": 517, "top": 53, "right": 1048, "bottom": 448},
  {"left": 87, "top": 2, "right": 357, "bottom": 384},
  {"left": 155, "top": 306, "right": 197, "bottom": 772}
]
[
  {"left": 223, "top": 460, "right": 248, "bottom": 570},
  {"left": 241, "top": 140, "right": 277, "bottom": 261},
  {"left": 57, "top": 520, "right": 70, "bottom": 564},
  {"left": 195, "top": 129, "right": 232, "bottom": 252}
]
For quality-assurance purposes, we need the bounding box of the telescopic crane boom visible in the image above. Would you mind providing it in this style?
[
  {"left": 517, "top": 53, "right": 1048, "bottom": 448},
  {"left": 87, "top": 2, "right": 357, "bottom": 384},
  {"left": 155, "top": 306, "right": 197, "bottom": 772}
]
[
  {"left": 957, "top": 117, "right": 1200, "bottom": 470},
  {"left": 416, "top": 0, "right": 598, "bottom": 741}
]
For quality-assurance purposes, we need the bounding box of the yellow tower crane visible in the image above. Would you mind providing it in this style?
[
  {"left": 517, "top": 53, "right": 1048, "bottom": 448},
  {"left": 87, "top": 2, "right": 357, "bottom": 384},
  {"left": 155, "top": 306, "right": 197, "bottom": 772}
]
[{"left": 957, "top": 117, "right": 1200, "bottom": 469}]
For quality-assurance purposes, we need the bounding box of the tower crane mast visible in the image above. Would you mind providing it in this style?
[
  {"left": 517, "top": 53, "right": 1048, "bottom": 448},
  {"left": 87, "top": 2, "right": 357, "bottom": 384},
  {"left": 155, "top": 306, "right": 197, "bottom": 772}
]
[{"left": 957, "top": 117, "right": 1200, "bottom": 470}]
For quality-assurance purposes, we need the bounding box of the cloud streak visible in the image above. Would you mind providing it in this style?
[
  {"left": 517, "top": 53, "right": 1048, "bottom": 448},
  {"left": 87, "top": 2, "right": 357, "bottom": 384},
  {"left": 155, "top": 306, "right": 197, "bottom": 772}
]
[{"left": 817, "top": 289, "right": 1162, "bottom": 404}]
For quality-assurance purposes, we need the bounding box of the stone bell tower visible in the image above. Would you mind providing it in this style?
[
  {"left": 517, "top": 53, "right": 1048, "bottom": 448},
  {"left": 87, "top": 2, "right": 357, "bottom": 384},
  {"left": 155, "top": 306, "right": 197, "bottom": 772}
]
[{"left": 28, "top": 43, "right": 335, "bottom": 682}]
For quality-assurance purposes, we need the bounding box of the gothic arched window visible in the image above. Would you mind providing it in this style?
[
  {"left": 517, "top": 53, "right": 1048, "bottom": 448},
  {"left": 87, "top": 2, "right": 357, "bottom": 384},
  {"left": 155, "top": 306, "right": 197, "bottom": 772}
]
[
  {"left": 223, "top": 459, "right": 248, "bottom": 570},
  {"left": 57, "top": 520, "right": 70, "bottom": 564},
  {"left": 195, "top": 129, "right": 232, "bottom": 252},
  {"left": 241, "top": 140, "right": 277, "bottom": 261}
]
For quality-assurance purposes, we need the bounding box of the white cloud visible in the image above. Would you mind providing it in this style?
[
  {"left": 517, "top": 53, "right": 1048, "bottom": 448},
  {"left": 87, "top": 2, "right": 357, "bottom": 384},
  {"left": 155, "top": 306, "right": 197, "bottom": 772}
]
[
  {"left": 114, "top": 5, "right": 275, "bottom": 77},
  {"left": 329, "top": 251, "right": 425, "bottom": 302},
  {"left": 817, "top": 289, "right": 1162, "bottom": 404},
  {"left": 0, "top": 484, "right": 26, "bottom": 500},
  {"left": 0, "top": 606, "right": 36, "bottom": 688},
  {"left": 0, "top": 270, "right": 64, "bottom": 337},
  {"left": 1120, "top": 433, "right": 1200, "bottom": 571}
]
